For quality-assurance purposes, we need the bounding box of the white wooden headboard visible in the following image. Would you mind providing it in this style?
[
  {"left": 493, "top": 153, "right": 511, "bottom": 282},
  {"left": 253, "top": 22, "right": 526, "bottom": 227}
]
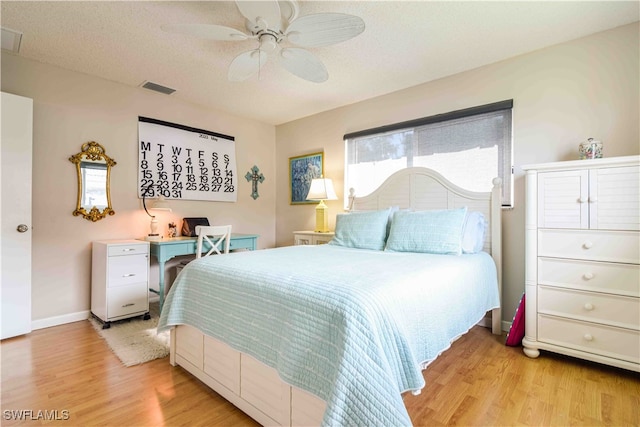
[{"left": 349, "top": 167, "right": 503, "bottom": 334}]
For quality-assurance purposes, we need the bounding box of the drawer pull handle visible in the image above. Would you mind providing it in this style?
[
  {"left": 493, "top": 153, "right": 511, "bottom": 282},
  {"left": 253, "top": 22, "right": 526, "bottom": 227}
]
[
  {"left": 583, "top": 272, "right": 594, "bottom": 280},
  {"left": 122, "top": 273, "right": 136, "bottom": 277},
  {"left": 122, "top": 248, "right": 136, "bottom": 252},
  {"left": 583, "top": 303, "right": 594, "bottom": 311},
  {"left": 121, "top": 303, "right": 135, "bottom": 308},
  {"left": 582, "top": 241, "right": 593, "bottom": 249},
  {"left": 583, "top": 334, "right": 593, "bottom": 342}
]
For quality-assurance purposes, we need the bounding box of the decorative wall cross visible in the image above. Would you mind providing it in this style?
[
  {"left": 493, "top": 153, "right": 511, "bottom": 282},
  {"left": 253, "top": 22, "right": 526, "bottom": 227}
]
[{"left": 245, "top": 165, "right": 265, "bottom": 200}]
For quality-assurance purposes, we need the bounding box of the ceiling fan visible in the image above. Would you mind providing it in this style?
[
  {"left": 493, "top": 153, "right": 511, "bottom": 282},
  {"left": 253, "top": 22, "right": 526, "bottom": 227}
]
[{"left": 161, "top": 0, "right": 365, "bottom": 83}]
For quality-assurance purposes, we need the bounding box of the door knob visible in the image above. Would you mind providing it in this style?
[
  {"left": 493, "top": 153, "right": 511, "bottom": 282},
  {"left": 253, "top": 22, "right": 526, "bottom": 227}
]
[{"left": 16, "top": 224, "right": 29, "bottom": 233}]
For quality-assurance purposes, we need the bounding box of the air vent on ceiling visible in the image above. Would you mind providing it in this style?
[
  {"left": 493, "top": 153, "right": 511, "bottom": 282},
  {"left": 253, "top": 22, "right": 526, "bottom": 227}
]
[
  {"left": 140, "top": 81, "right": 176, "bottom": 95},
  {"left": 1, "top": 27, "right": 23, "bottom": 53}
]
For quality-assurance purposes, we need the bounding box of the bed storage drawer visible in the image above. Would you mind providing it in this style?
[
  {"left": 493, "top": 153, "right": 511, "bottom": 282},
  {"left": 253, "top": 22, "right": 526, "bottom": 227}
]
[
  {"left": 204, "top": 335, "right": 240, "bottom": 394},
  {"left": 240, "top": 354, "right": 290, "bottom": 426},
  {"left": 538, "top": 286, "right": 640, "bottom": 330},
  {"left": 538, "top": 315, "right": 640, "bottom": 364},
  {"left": 175, "top": 325, "right": 204, "bottom": 370},
  {"left": 292, "top": 387, "right": 326, "bottom": 427}
]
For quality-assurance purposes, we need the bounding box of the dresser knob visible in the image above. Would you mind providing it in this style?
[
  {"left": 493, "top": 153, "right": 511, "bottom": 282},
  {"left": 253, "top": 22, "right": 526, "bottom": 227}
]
[
  {"left": 583, "top": 241, "right": 593, "bottom": 249},
  {"left": 578, "top": 197, "right": 588, "bottom": 203},
  {"left": 583, "top": 272, "right": 594, "bottom": 280},
  {"left": 583, "top": 334, "right": 594, "bottom": 342},
  {"left": 584, "top": 303, "right": 594, "bottom": 311}
]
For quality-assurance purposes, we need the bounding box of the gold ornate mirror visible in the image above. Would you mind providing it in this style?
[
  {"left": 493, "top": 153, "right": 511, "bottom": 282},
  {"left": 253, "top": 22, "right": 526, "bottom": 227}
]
[{"left": 69, "top": 141, "right": 116, "bottom": 222}]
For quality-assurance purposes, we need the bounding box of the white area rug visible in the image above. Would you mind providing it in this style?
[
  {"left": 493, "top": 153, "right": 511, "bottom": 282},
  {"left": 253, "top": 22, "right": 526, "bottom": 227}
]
[{"left": 89, "top": 303, "right": 169, "bottom": 367}]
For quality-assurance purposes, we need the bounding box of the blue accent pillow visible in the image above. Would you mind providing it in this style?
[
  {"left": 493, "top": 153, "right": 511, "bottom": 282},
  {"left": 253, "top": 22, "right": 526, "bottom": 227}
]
[
  {"left": 385, "top": 207, "right": 468, "bottom": 255},
  {"left": 329, "top": 208, "right": 392, "bottom": 251}
]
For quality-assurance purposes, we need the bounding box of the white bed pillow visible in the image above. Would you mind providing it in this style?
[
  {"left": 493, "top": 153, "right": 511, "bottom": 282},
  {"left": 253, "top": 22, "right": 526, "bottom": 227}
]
[
  {"left": 461, "top": 211, "right": 487, "bottom": 254},
  {"left": 385, "top": 207, "right": 468, "bottom": 255},
  {"left": 329, "top": 208, "right": 392, "bottom": 251}
]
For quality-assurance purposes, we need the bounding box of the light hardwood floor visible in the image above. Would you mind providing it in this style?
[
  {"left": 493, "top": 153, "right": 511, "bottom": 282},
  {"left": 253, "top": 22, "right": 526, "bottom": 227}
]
[{"left": 1, "top": 320, "right": 638, "bottom": 426}]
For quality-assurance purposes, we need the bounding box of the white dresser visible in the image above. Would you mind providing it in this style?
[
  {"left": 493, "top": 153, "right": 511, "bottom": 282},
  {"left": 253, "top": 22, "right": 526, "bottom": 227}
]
[
  {"left": 522, "top": 155, "right": 639, "bottom": 372},
  {"left": 91, "top": 240, "right": 150, "bottom": 328},
  {"left": 293, "top": 231, "right": 335, "bottom": 245}
]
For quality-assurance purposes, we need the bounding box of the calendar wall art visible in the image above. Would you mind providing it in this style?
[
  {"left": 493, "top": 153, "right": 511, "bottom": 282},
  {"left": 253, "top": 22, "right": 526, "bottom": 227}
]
[{"left": 138, "top": 117, "right": 237, "bottom": 202}]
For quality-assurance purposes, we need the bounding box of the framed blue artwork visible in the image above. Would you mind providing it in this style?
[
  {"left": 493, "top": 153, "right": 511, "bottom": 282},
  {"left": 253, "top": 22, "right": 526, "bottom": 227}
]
[{"left": 289, "top": 152, "right": 323, "bottom": 204}]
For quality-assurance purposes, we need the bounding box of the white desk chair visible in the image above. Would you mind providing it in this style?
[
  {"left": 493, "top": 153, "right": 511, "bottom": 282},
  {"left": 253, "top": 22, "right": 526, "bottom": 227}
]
[
  {"left": 195, "top": 225, "right": 232, "bottom": 257},
  {"left": 175, "top": 225, "right": 232, "bottom": 281}
]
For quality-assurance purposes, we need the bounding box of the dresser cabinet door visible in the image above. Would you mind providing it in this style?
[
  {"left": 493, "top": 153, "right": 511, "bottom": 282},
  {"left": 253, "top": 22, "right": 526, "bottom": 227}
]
[
  {"left": 538, "top": 165, "right": 640, "bottom": 230},
  {"left": 538, "top": 170, "right": 589, "bottom": 229},
  {"left": 589, "top": 166, "right": 640, "bottom": 231}
]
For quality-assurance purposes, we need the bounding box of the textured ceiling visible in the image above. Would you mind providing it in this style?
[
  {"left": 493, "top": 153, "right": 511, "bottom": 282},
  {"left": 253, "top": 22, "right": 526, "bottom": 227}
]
[{"left": 1, "top": 1, "right": 638, "bottom": 125}]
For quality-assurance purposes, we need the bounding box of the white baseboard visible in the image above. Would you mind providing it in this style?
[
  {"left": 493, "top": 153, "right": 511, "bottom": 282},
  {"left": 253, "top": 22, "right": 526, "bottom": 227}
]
[
  {"left": 477, "top": 315, "right": 509, "bottom": 333},
  {"left": 31, "top": 310, "right": 91, "bottom": 331},
  {"left": 32, "top": 293, "right": 160, "bottom": 331}
]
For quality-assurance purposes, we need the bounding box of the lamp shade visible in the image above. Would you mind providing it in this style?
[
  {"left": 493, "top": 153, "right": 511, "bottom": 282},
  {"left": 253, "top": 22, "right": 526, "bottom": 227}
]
[
  {"left": 150, "top": 195, "right": 172, "bottom": 211},
  {"left": 306, "top": 178, "right": 338, "bottom": 201}
]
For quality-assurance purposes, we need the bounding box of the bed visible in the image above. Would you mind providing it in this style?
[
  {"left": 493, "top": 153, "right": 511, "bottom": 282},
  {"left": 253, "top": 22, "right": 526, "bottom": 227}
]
[{"left": 158, "top": 167, "right": 502, "bottom": 427}]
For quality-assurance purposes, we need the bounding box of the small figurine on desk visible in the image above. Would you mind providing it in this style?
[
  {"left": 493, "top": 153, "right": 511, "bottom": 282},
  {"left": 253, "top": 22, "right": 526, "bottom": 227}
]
[{"left": 168, "top": 222, "right": 177, "bottom": 237}]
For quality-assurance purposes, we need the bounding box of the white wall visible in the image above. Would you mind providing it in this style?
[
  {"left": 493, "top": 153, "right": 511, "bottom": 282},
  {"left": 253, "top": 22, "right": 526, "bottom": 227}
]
[
  {"left": 1, "top": 54, "right": 276, "bottom": 324},
  {"left": 275, "top": 23, "right": 640, "bottom": 327}
]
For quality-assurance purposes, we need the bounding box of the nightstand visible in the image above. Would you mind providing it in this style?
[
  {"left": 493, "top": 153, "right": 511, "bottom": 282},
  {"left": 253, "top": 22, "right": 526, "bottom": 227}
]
[{"left": 293, "top": 231, "right": 335, "bottom": 245}]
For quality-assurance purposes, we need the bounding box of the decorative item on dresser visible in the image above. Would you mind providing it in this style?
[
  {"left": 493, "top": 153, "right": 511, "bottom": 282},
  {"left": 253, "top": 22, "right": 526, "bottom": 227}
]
[
  {"left": 293, "top": 230, "right": 335, "bottom": 245},
  {"left": 522, "top": 155, "right": 640, "bottom": 372},
  {"left": 91, "top": 240, "right": 150, "bottom": 329}
]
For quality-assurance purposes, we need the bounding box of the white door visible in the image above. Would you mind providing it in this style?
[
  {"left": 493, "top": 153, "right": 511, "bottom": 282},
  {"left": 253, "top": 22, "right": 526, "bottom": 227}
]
[{"left": 1, "top": 91, "right": 33, "bottom": 339}]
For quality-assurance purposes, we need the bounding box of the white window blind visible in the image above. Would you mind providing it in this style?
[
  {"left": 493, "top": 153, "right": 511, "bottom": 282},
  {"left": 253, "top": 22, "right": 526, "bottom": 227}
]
[{"left": 344, "top": 100, "right": 513, "bottom": 207}]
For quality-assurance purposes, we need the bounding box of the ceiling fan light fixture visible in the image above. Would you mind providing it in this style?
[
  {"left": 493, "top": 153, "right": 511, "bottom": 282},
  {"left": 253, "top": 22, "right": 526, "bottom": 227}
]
[{"left": 259, "top": 33, "right": 278, "bottom": 54}]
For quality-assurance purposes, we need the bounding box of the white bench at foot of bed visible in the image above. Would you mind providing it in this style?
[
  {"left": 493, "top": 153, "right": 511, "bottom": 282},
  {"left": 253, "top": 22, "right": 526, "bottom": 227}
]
[{"left": 170, "top": 324, "right": 327, "bottom": 426}]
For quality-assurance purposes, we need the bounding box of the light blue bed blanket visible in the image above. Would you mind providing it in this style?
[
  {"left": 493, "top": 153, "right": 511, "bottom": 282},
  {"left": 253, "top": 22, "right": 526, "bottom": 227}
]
[{"left": 158, "top": 244, "right": 499, "bottom": 427}]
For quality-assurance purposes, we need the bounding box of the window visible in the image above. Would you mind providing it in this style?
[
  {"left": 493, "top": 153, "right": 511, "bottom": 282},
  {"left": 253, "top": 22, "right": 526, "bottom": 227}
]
[{"left": 344, "top": 100, "right": 513, "bottom": 207}]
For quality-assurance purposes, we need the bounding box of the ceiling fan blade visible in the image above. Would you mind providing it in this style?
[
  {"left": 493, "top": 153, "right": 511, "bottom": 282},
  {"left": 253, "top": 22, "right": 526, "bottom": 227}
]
[
  {"left": 161, "top": 23, "right": 249, "bottom": 41},
  {"left": 279, "top": 48, "right": 328, "bottom": 83},
  {"left": 285, "top": 13, "right": 365, "bottom": 48},
  {"left": 235, "top": 0, "right": 282, "bottom": 32},
  {"left": 228, "top": 49, "right": 268, "bottom": 81}
]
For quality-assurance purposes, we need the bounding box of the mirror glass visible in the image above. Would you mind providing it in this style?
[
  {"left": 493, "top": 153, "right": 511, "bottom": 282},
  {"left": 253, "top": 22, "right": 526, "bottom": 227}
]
[{"left": 69, "top": 141, "right": 116, "bottom": 221}]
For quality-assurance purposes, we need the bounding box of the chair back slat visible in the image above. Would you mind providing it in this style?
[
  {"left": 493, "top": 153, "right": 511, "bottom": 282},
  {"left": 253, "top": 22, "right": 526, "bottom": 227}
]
[{"left": 195, "top": 225, "right": 232, "bottom": 258}]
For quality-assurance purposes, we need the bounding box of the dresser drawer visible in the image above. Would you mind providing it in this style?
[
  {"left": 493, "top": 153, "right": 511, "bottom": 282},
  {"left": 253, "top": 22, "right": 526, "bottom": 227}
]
[
  {"left": 538, "top": 229, "right": 639, "bottom": 263},
  {"left": 538, "top": 314, "right": 640, "bottom": 364},
  {"left": 108, "top": 243, "right": 148, "bottom": 257},
  {"left": 538, "top": 286, "right": 640, "bottom": 330},
  {"left": 107, "top": 282, "right": 148, "bottom": 319},
  {"left": 108, "top": 254, "right": 148, "bottom": 287},
  {"left": 538, "top": 258, "right": 640, "bottom": 297}
]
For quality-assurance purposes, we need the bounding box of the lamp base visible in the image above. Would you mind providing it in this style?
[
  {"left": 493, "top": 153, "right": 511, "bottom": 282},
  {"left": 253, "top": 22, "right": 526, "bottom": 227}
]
[
  {"left": 314, "top": 200, "right": 330, "bottom": 233},
  {"left": 144, "top": 234, "right": 163, "bottom": 242}
]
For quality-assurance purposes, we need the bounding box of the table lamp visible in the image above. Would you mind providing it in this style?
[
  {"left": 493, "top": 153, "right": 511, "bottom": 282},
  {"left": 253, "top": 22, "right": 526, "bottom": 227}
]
[
  {"left": 142, "top": 184, "right": 172, "bottom": 241},
  {"left": 306, "top": 177, "right": 338, "bottom": 233}
]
